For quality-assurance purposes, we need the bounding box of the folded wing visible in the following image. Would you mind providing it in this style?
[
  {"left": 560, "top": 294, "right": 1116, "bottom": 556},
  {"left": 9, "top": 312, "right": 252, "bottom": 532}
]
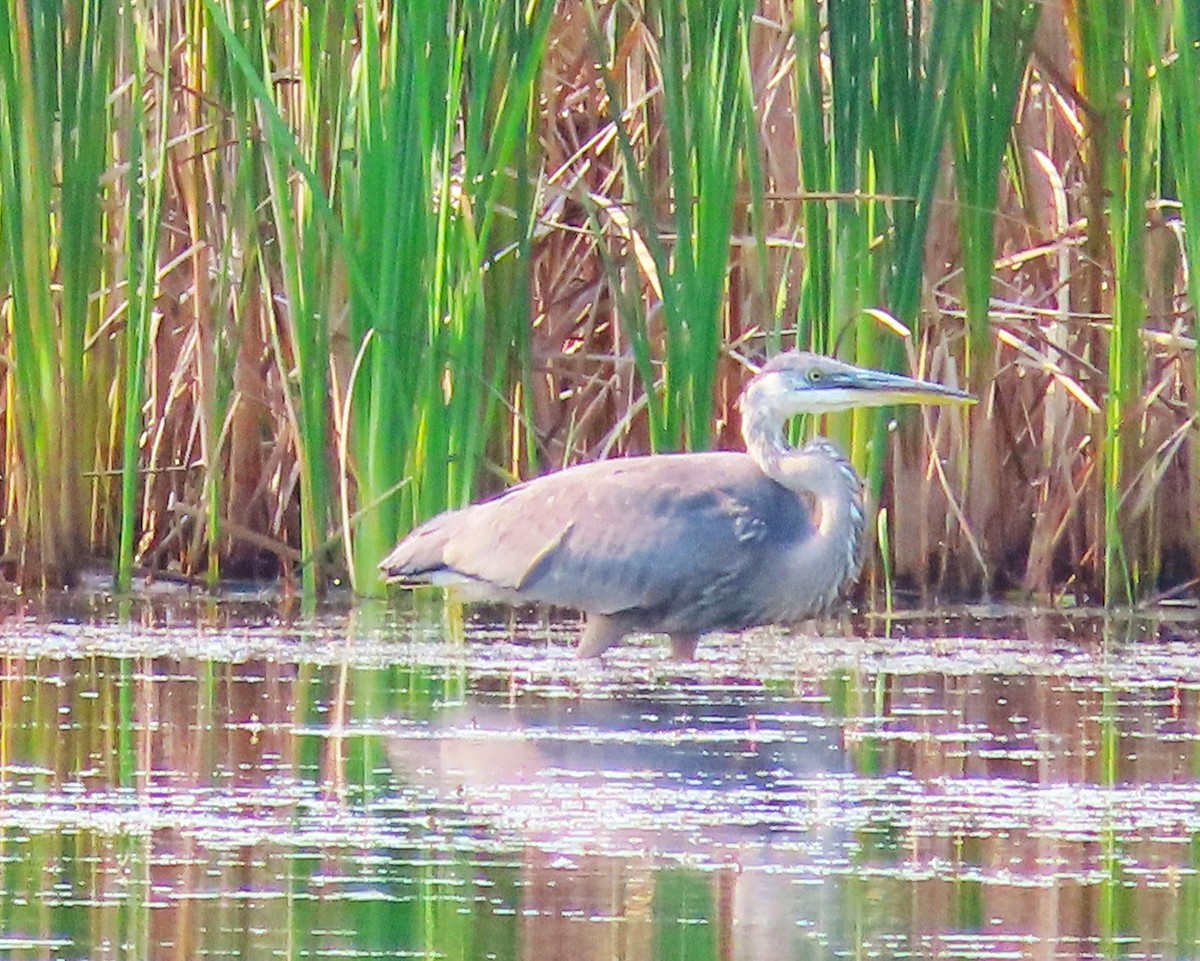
[{"left": 381, "top": 451, "right": 813, "bottom": 630}]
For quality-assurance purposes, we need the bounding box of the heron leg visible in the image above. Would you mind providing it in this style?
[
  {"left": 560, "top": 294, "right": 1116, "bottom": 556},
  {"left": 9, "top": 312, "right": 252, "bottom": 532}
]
[
  {"left": 668, "top": 634, "right": 699, "bottom": 661},
  {"left": 577, "top": 615, "right": 625, "bottom": 659}
]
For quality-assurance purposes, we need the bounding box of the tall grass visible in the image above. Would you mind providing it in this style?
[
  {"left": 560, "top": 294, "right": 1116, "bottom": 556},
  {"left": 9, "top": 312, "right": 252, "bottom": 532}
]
[
  {"left": 0, "top": 2, "right": 118, "bottom": 585},
  {"left": 947, "top": 0, "right": 1041, "bottom": 595},
  {"left": 790, "top": 0, "right": 971, "bottom": 585},
  {"left": 793, "top": 0, "right": 969, "bottom": 350},
  {"left": 953, "top": 0, "right": 1041, "bottom": 387},
  {"left": 0, "top": 0, "right": 556, "bottom": 591},
  {"left": 1069, "top": 0, "right": 1160, "bottom": 603},
  {"left": 654, "top": 0, "right": 755, "bottom": 451},
  {"left": 1161, "top": 1, "right": 1200, "bottom": 594},
  {"left": 116, "top": 4, "right": 169, "bottom": 591},
  {"left": 188, "top": 0, "right": 551, "bottom": 594},
  {"left": 341, "top": 3, "right": 450, "bottom": 592},
  {"left": 585, "top": 0, "right": 756, "bottom": 453},
  {"left": 202, "top": 0, "right": 343, "bottom": 595},
  {"left": 344, "top": 1, "right": 553, "bottom": 593}
]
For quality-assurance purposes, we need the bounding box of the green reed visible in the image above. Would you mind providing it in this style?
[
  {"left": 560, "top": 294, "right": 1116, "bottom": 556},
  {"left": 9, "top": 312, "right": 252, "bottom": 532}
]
[
  {"left": 432, "top": 0, "right": 551, "bottom": 519},
  {"left": 341, "top": 0, "right": 451, "bottom": 589},
  {"left": 945, "top": 0, "right": 1040, "bottom": 593},
  {"left": 349, "top": 0, "right": 552, "bottom": 592},
  {"left": 875, "top": 3, "right": 970, "bottom": 333},
  {"left": 791, "top": 0, "right": 970, "bottom": 519},
  {"left": 204, "top": 0, "right": 343, "bottom": 594},
  {"left": 1164, "top": 5, "right": 1200, "bottom": 291},
  {"left": 116, "top": 5, "right": 170, "bottom": 591},
  {"left": 876, "top": 507, "right": 894, "bottom": 614},
  {"left": 1162, "top": 2, "right": 1200, "bottom": 572},
  {"left": 0, "top": 2, "right": 120, "bottom": 585},
  {"left": 587, "top": 0, "right": 754, "bottom": 454},
  {"left": 792, "top": 0, "right": 870, "bottom": 366},
  {"left": 170, "top": 1, "right": 214, "bottom": 583},
  {"left": 655, "top": 0, "right": 754, "bottom": 451},
  {"left": 1072, "top": 0, "right": 1161, "bottom": 604},
  {"left": 0, "top": 2, "right": 58, "bottom": 582},
  {"left": 60, "top": 5, "right": 117, "bottom": 569},
  {"left": 189, "top": 1, "right": 302, "bottom": 587},
  {"left": 953, "top": 0, "right": 1041, "bottom": 387},
  {"left": 113, "top": 0, "right": 552, "bottom": 595}
]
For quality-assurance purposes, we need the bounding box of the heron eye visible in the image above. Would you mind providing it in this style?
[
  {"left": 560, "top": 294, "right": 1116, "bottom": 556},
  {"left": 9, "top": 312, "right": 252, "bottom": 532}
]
[{"left": 807, "top": 368, "right": 823, "bottom": 384}]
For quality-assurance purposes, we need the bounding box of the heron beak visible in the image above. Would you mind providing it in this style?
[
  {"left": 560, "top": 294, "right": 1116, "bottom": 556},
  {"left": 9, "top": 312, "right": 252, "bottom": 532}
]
[{"left": 820, "top": 367, "right": 975, "bottom": 410}]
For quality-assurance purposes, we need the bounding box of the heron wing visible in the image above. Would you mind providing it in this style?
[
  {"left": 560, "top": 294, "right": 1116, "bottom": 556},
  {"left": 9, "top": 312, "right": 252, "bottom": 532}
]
[{"left": 415, "top": 452, "right": 813, "bottom": 623}]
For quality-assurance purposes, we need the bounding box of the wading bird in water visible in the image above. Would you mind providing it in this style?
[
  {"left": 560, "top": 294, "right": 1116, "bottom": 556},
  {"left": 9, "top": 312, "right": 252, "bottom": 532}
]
[{"left": 381, "top": 351, "right": 972, "bottom": 658}]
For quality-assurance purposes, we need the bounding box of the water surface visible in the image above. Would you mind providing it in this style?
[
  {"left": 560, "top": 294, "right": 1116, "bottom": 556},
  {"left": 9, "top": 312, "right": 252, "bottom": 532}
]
[{"left": 1, "top": 593, "right": 1198, "bottom": 959}]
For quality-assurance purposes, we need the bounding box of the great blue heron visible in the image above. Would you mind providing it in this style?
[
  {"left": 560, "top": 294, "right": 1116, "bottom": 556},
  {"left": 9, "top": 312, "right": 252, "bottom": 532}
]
[{"left": 381, "top": 351, "right": 972, "bottom": 658}]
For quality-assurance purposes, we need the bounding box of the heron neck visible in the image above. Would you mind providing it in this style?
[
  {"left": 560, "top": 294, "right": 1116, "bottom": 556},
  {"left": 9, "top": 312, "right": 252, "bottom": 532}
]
[
  {"left": 741, "top": 407, "right": 792, "bottom": 480},
  {"left": 796, "top": 437, "right": 866, "bottom": 607},
  {"left": 743, "top": 412, "right": 865, "bottom": 602}
]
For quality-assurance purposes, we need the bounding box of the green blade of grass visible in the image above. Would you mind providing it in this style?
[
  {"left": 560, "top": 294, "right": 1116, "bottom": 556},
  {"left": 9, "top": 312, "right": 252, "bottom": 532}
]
[
  {"left": 346, "top": 0, "right": 554, "bottom": 593},
  {"left": 953, "top": 0, "right": 1041, "bottom": 387},
  {"left": 1070, "top": 0, "right": 1159, "bottom": 603},
  {"left": 585, "top": 0, "right": 751, "bottom": 454},
  {"left": 0, "top": 0, "right": 119, "bottom": 585},
  {"left": 1162, "top": 1, "right": 1200, "bottom": 595},
  {"left": 116, "top": 3, "right": 170, "bottom": 591}
]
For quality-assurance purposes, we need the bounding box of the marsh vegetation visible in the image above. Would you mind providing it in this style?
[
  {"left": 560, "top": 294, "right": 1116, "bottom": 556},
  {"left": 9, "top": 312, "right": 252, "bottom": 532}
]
[
  {"left": 4, "top": 6, "right": 1199, "bottom": 958},
  {"left": 0, "top": 0, "right": 1197, "bottom": 608}
]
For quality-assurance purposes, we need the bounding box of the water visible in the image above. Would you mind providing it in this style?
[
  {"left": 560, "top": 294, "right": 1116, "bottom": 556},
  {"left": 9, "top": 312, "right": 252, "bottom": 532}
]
[{"left": 0, "top": 591, "right": 1198, "bottom": 959}]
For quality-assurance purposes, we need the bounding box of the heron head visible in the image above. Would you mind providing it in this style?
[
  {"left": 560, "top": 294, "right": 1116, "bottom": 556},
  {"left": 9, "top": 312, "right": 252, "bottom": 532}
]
[{"left": 741, "top": 351, "right": 974, "bottom": 419}]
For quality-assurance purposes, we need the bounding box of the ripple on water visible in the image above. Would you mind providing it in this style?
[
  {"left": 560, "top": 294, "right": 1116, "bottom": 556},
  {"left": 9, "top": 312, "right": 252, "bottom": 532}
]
[{"left": 0, "top": 598, "right": 1198, "bottom": 958}]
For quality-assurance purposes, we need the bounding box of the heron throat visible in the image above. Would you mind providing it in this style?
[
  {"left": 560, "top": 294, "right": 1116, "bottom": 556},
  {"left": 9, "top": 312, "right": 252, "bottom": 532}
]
[
  {"left": 797, "top": 437, "right": 866, "bottom": 606},
  {"left": 742, "top": 407, "right": 866, "bottom": 608}
]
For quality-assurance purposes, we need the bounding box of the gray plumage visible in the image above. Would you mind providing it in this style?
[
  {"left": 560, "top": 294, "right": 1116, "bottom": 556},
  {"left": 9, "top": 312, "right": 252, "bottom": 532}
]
[{"left": 381, "top": 351, "right": 971, "bottom": 658}]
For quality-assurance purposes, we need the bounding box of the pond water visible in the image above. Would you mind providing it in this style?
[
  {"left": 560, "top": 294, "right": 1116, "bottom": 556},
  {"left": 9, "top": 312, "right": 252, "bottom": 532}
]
[{"left": 0, "top": 589, "right": 1198, "bottom": 960}]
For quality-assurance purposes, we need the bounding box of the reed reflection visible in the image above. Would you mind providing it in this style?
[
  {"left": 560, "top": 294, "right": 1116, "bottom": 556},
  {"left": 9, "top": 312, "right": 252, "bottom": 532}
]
[{"left": 0, "top": 605, "right": 1194, "bottom": 960}]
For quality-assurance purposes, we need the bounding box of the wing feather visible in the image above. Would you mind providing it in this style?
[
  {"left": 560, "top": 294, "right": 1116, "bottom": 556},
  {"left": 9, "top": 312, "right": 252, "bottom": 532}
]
[{"left": 394, "top": 452, "right": 812, "bottom": 626}]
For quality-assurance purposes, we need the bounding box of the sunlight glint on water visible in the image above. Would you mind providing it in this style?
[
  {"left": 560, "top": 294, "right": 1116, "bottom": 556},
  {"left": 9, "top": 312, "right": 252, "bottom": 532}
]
[{"left": 0, "top": 597, "right": 1197, "bottom": 959}]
